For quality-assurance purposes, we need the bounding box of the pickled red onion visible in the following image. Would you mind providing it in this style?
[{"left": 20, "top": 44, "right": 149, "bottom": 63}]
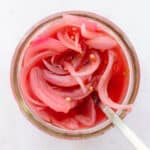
[
  {"left": 64, "top": 62, "right": 87, "bottom": 93},
  {"left": 43, "top": 69, "right": 89, "bottom": 87},
  {"left": 43, "top": 59, "right": 68, "bottom": 75},
  {"left": 19, "top": 14, "right": 131, "bottom": 129},
  {"left": 71, "top": 51, "right": 100, "bottom": 77},
  {"left": 30, "top": 67, "right": 77, "bottom": 113},
  {"left": 75, "top": 97, "right": 96, "bottom": 126},
  {"left": 81, "top": 24, "right": 101, "bottom": 39},
  {"left": 23, "top": 38, "right": 67, "bottom": 64},
  {"left": 86, "top": 35, "right": 117, "bottom": 50},
  {"left": 57, "top": 32, "right": 82, "bottom": 53},
  {"left": 63, "top": 14, "right": 98, "bottom": 31},
  {"left": 97, "top": 51, "right": 132, "bottom": 111},
  {"left": 56, "top": 86, "right": 93, "bottom": 100}
]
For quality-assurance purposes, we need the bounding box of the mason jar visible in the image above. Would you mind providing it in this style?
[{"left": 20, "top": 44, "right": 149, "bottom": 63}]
[{"left": 10, "top": 10, "right": 140, "bottom": 139}]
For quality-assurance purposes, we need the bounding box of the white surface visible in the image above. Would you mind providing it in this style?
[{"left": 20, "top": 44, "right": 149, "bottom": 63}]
[{"left": 0, "top": 0, "right": 150, "bottom": 150}]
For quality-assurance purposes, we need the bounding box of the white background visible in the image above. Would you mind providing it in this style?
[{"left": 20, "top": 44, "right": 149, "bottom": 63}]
[{"left": 0, "top": 0, "right": 150, "bottom": 150}]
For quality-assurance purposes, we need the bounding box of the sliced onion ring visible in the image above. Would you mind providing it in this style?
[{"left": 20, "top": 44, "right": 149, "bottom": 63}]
[
  {"left": 64, "top": 62, "right": 87, "bottom": 93},
  {"left": 55, "top": 83, "right": 94, "bottom": 100},
  {"left": 63, "top": 14, "right": 98, "bottom": 31},
  {"left": 72, "top": 51, "right": 100, "bottom": 77},
  {"left": 86, "top": 35, "right": 117, "bottom": 51},
  {"left": 43, "top": 69, "right": 90, "bottom": 87},
  {"left": 29, "top": 67, "right": 78, "bottom": 113},
  {"left": 23, "top": 37, "right": 67, "bottom": 65},
  {"left": 57, "top": 32, "right": 82, "bottom": 53},
  {"left": 97, "top": 51, "right": 132, "bottom": 111},
  {"left": 43, "top": 59, "right": 68, "bottom": 75},
  {"left": 81, "top": 24, "right": 102, "bottom": 39},
  {"left": 75, "top": 97, "right": 96, "bottom": 126}
]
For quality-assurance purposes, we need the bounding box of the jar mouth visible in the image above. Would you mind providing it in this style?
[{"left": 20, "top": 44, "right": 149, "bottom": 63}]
[{"left": 10, "top": 10, "right": 140, "bottom": 139}]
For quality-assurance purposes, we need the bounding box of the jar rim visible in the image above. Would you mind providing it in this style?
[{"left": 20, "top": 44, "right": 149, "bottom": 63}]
[{"left": 10, "top": 10, "right": 140, "bottom": 139}]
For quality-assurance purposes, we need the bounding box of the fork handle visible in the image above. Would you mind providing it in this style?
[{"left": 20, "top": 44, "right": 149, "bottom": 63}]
[{"left": 101, "top": 105, "right": 149, "bottom": 150}]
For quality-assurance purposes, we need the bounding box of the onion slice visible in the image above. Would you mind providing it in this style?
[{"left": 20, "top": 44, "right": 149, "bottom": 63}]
[
  {"left": 73, "top": 51, "right": 100, "bottom": 77},
  {"left": 81, "top": 24, "right": 101, "bottom": 39},
  {"left": 29, "top": 67, "right": 77, "bottom": 113},
  {"left": 55, "top": 83, "right": 93, "bottom": 100},
  {"left": 86, "top": 35, "right": 117, "bottom": 51},
  {"left": 97, "top": 51, "right": 132, "bottom": 111},
  {"left": 23, "top": 38, "right": 67, "bottom": 65},
  {"left": 64, "top": 62, "right": 87, "bottom": 93},
  {"left": 43, "top": 69, "right": 89, "bottom": 87},
  {"left": 43, "top": 59, "right": 68, "bottom": 75},
  {"left": 57, "top": 32, "right": 82, "bottom": 53},
  {"left": 75, "top": 97, "right": 96, "bottom": 126},
  {"left": 63, "top": 14, "right": 98, "bottom": 31},
  {"left": 20, "top": 51, "right": 57, "bottom": 106}
]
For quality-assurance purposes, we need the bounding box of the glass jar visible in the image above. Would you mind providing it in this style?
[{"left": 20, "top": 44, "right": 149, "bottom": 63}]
[{"left": 10, "top": 10, "right": 140, "bottom": 139}]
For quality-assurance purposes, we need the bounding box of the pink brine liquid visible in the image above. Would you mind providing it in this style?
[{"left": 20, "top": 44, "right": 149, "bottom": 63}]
[{"left": 19, "top": 15, "right": 131, "bottom": 130}]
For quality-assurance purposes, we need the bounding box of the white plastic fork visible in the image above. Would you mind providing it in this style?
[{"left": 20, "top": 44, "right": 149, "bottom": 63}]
[{"left": 100, "top": 105, "right": 149, "bottom": 150}]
